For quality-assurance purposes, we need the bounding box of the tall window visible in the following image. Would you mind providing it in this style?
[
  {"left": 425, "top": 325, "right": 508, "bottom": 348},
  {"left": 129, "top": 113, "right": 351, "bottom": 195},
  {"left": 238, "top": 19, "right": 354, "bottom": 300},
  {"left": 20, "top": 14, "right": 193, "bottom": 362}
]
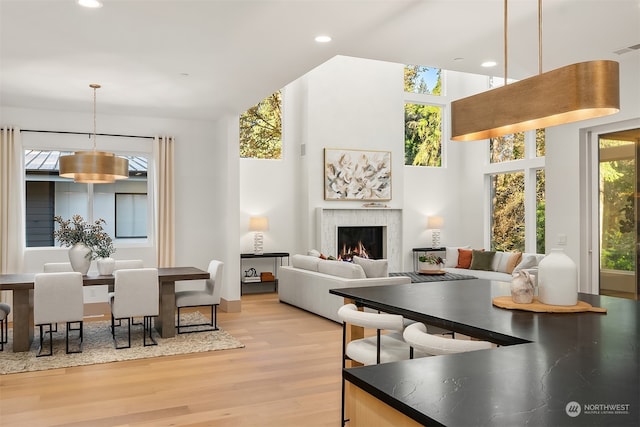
[
  {"left": 487, "top": 130, "right": 545, "bottom": 252},
  {"left": 240, "top": 90, "right": 282, "bottom": 159},
  {"left": 404, "top": 65, "right": 443, "bottom": 166},
  {"left": 24, "top": 150, "right": 149, "bottom": 247}
]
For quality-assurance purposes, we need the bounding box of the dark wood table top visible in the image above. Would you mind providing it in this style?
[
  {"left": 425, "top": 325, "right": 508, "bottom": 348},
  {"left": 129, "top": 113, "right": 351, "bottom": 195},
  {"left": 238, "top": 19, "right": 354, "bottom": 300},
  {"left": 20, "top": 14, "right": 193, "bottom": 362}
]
[
  {"left": 0, "top": 266, "right": 209, "bottom": 290},
  {"left": 331, "top": 279, "right": 640, "bottom": 426}
]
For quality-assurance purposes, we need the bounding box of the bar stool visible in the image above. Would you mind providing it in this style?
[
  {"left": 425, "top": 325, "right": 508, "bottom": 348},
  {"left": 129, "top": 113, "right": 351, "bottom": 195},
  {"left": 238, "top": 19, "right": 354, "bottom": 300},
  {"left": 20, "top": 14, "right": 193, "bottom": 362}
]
[{"left": 0, "top": 303, "right": 10, "bottom": 351}]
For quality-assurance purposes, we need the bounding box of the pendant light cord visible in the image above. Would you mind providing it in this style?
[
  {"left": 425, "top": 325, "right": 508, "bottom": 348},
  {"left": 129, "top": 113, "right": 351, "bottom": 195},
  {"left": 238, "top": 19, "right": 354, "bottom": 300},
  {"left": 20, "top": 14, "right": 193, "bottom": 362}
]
[
  {"left": 538, "top": 0, "right": 543, "bottom": 75},
  {"left": 90, "top": 83, "right": 100, "bottom": 152},
  {"left": 504, "top": 0, "right": 508, "bottom": 83}
]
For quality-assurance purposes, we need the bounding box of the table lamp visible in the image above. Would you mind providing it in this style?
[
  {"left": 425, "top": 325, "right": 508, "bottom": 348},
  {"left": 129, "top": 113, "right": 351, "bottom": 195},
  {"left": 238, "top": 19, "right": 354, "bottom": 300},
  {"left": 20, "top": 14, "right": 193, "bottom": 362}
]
[
  {"left": 427, "top": 216, "right": 444, "bottom": 248},
  {"left": 249, "top": 216, "right": 269, "bottom": 255}
]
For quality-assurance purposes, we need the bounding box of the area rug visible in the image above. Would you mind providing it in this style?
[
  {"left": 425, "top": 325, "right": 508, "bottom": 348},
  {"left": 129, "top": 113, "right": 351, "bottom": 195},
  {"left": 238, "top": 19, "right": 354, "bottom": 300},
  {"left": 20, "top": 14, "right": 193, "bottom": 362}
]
[
  {"left": 389, "top": 271, "right": 477, "bottom": 283},
  {"left": 0, "top": 312, "right": 244, "bottom": 375}
]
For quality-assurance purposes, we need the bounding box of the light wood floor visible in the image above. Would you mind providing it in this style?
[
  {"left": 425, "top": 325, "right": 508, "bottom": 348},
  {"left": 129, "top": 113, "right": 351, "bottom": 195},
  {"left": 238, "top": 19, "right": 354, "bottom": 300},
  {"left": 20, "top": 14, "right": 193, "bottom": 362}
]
[{"left": 0, "top": 293, "right": 344, "bottom": 427}]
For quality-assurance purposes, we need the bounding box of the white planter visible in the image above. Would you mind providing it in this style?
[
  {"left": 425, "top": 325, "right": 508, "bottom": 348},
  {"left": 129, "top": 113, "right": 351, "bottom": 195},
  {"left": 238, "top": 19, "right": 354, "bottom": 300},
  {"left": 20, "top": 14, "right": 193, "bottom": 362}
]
[
  {"left": 418, "top": 261, "right": 441, "bottom": 271},
  {"left": 68, "top": 243, "right": 91, "bottom": 275},
  {"left": 537, "top": 248, "right": 578, "bottom": 306},
  {"left": 97, "top": 257, "right": 115, "bottom": 276}
]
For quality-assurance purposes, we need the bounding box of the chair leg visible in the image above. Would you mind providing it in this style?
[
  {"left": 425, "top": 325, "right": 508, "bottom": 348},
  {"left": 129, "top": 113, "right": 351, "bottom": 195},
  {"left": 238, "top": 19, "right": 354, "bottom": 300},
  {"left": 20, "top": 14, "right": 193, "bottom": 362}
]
[
  {"left": 176, "top": 305, "right": 218, "bottom": 334},
  {"left": 65, "top": 321, "right": 83, "bottom": 354},
  {"left": 36, "top": 323, "right": 53, "bottom": 357},
  {"left": 143, "top": 316, "right": 157, "bottom": 347},
  {"left": 0, "top": 318, "right": 4, "bottom": 351},
  {"left": 113, "top": 316, "right": 132, "bottom": 349}
]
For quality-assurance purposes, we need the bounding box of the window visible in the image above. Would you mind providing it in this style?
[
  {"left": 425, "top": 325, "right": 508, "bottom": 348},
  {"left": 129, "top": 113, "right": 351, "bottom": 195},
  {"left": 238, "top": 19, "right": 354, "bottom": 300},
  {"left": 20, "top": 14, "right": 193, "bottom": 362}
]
[
  {"left": 404, "top": 65, "right": 442, "bottom": 95},
  {"left": 487, "top": 130, "right": 545, "bottom": 253},
  {"left": 404, "top": 102, "right": 443, "bottom": 166},
  {"left": 240, "top": 90, "right": 282, "bottom": 159},
  {"left": 24, "top": 149, "right": 149, "bottom": 247},
  {"left": 115, "top": 193, "right": 148, "bottom": 238},
  {"left": 403, "top": 64, "right": 444, "bottom": 167},
  {"left": 490, "top": 171, "right": 525, "bottom": 251}
]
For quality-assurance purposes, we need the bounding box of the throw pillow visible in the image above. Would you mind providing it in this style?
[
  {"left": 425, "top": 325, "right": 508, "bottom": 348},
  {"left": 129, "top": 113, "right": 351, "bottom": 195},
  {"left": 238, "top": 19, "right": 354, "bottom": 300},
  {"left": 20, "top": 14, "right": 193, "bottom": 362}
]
[
  {"left": 505, "top": 252, "right": 523, "bottom": 274},
  {"left": 495, "top": 252, "right": 522, "bottom": 273},
  {"left": 456, "top": 248, "right": 474, "bottom": 268},
  {"left": 445, "top": 246, "right": 470, "bottom": 268},
  {"left": 307, "top": 249, "right": 321, "bottom": 257},
  {"left": 512, "top": 254, "right": 539, "bottom": 273},
  {"left": 470, "top": 250, "right": 496, "bottom": 271},
  {"left": 352, "top": 256, "right": 389, "bottom": 278}
]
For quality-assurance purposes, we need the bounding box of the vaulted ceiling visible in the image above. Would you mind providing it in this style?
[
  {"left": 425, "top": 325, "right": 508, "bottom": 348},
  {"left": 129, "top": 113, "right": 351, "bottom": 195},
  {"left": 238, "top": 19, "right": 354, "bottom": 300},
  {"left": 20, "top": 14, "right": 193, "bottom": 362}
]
[{"left": 1, "top": 0, "right": 638, "bottom": 121}]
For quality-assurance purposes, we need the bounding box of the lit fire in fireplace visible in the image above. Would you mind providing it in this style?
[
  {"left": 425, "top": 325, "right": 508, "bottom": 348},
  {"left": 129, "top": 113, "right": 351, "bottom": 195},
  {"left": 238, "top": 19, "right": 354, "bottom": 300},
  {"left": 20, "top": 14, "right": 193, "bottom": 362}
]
[{"left": 338, "top": 241, "right": 371, "bottom": 262}]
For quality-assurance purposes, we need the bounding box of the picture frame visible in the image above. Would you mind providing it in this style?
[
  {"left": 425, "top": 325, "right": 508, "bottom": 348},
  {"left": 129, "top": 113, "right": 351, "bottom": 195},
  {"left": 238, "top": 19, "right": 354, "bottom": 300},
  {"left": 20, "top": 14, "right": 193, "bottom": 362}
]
[{"left": 324, "top": 148, "right": 391, "bottom": 201}]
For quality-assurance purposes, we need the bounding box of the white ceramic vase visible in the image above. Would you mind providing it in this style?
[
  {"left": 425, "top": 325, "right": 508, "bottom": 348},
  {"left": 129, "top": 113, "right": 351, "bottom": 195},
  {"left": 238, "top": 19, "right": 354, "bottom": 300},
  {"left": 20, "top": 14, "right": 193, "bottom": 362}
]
[
  {"left": 537, "top": 248, "right": 578, "bottom": 306},
  {"left": 68, "top": 243, "right": 92, "bottom": 275},
  {"left": 97, "top": 257, "right": 115, "bottom": 276}
]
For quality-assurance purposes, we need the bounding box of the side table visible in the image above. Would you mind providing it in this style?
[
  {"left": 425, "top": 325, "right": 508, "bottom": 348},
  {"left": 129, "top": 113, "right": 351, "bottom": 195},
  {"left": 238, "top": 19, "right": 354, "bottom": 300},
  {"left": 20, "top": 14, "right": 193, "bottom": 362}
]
[{"left": 240, "top": 252, "right": 290, "bottom": 294}]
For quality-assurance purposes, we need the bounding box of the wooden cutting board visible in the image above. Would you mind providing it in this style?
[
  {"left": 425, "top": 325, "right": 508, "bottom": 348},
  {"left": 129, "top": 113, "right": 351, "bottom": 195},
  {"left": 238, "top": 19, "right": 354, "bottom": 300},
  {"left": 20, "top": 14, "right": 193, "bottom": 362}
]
[{"left": 492, "top": 296, "right": 607, "bottom": 313}]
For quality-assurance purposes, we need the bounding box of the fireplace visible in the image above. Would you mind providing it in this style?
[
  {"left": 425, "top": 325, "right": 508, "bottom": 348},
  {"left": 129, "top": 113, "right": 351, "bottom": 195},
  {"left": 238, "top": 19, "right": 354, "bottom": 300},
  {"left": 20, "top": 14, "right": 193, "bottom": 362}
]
[{"left": 337, "top": 226, "right": 384, "bottom": 261}]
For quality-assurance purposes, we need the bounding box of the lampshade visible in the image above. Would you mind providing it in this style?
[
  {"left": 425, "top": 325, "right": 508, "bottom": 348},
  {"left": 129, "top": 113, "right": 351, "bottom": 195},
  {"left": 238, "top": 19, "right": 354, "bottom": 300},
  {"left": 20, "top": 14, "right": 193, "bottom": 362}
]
[
  {"left": 427, "top": 216, "right": 444, "bottom": 229},
  {"left": 58, "top": 84, "right": 129, "bottom": 184},
  {"left": 451, "top": 0, "right": 620, "bottom": 142},
  {"left": 249, "top": 216, "right": 269, "bottom": 231},
  {"left": 451, "top": 60, "right": 620, "bottom": 141}
]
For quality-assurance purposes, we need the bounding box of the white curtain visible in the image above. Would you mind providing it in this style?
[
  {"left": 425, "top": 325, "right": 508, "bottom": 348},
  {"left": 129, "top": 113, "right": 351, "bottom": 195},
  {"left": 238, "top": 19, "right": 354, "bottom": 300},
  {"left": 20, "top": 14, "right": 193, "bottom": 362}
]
[
  {"left": 153, "top": 135, "right": 175, "bottom": 267},
  {"left": 1, "top": 127, "right": 25, "bottom": 313}
]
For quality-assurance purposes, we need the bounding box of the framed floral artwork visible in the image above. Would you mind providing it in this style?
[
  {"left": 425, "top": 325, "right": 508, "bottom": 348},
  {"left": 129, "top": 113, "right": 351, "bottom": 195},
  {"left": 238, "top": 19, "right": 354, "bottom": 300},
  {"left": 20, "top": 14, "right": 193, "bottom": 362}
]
[{"left": 324, "top": 148, "right": 391, "bottom": 201}]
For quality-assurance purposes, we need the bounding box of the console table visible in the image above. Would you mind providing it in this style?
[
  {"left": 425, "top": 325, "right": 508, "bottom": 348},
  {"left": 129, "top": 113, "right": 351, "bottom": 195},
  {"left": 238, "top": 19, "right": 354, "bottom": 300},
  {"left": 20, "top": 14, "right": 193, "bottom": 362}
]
[
  {"left": 240, "top": 252, "right": 289, "bottom": 294},
  {"left": 331, "top": 280, "right": 639, "bottom": 426}
]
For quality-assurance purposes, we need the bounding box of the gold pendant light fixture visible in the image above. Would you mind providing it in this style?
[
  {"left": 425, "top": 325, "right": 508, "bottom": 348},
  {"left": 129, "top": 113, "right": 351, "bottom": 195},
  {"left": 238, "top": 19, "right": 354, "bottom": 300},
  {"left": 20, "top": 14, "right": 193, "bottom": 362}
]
[
  {"left": 59, "top": 84, "right": 129, "bottom": 183},
  {"left": 451, "top": 0, "right": 620, "bottom": 142}
]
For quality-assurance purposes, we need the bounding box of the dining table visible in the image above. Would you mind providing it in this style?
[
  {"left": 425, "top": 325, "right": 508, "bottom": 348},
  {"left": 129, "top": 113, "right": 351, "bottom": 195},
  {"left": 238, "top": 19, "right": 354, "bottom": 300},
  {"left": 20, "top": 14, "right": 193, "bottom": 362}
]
[
  {"left": 330, "top": 279, "right": 640, "bottom": 426},
  {"left": 0, "top": 266, "right": 210, "bottom": 352}
]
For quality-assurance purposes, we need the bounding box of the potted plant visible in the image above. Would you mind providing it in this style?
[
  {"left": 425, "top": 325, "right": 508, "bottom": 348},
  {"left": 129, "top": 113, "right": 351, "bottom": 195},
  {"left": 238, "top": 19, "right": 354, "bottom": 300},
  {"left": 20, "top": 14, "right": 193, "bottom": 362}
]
[
  {"left": 418, "top": 254, "right": 444, "bottom": 272},
  {"left": 53, "top": 215, "right": 115, "bottom": 275}
]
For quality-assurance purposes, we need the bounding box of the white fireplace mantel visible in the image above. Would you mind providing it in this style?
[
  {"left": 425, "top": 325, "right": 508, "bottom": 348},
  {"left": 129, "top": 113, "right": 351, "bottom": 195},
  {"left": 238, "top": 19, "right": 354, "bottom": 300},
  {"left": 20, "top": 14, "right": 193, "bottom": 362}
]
[{"left": 316, "top": 208, "right": 402, "bottom": 272}]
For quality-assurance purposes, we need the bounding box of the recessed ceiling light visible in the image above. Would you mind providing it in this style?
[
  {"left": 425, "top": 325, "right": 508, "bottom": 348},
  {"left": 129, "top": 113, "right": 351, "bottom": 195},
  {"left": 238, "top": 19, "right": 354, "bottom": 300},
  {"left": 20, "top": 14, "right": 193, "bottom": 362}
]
[
  {"left": 78, "top": 0, "right": 103, "bottom": 8},
  {"left": 315, "top": 35, "right": 332, "bottom": 43},
  {"left": 482, "top": 61, "right": 497, "bottom": 67}
]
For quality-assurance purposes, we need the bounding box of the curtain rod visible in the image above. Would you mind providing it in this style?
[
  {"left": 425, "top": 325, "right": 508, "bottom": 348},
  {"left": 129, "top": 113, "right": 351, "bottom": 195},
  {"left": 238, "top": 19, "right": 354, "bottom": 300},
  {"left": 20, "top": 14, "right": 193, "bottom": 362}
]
[{"left": 20, "top": 129, "right": 154, "bottom": 140}]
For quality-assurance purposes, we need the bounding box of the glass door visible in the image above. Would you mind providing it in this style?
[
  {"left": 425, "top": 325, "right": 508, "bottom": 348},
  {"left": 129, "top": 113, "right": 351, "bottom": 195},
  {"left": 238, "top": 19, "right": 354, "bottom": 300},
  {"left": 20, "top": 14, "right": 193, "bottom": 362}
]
[{"left": 598, "top": 129, "right": 640, "bottom": 300}]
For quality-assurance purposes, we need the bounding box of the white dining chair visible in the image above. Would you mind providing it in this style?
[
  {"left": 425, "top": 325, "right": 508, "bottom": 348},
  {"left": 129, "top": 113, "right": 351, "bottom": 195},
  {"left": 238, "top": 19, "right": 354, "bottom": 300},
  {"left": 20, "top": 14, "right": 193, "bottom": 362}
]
[
  {"left": 175, "top": 260, "right": 223, "bottom": 334},
  {"left": 43, "top": 262, "right": 73, "bottom": 272},
  {"left": 110, "top": 268, "right": 159, "bottom": 349},
  {"left": 0, "top": 302, "right": 10, "bottom": 351},
  {"left": 337, "top": 303, "right": 423, "bottom": 426},
  {"left": 34, "top": 272, "right": 84, "bottom": 356},
  {"left": 403, "top": 322, "right": 493, "bottom": 357}
]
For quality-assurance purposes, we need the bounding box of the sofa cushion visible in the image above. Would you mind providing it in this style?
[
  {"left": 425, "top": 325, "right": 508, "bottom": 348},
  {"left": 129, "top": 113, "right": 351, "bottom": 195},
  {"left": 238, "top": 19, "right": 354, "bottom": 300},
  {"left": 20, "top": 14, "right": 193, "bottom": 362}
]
[
  {"left": 318, "top": 260, "right": 366, "bottom": 279},
  {"left": 456, "top": 248, "right": 474, "bottom": 268},
  {"left": 291, "top": 254, "right": 321, "bottom": 272},
  {"left": 470, "top": 250, "right": 495, "bottom": 271},
  {"left": 352, "top": 256, "right": 388, "bottom": 278},
  {"left": 445, "top": 246, "right": 470, "bottom": 268}
]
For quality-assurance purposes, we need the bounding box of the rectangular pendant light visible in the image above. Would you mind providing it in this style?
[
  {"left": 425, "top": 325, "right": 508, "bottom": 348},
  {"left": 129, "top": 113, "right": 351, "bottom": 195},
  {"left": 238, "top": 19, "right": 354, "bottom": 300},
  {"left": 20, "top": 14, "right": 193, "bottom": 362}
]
[{"left": 451, "top": 60, "right": 620, "bottom": 141}]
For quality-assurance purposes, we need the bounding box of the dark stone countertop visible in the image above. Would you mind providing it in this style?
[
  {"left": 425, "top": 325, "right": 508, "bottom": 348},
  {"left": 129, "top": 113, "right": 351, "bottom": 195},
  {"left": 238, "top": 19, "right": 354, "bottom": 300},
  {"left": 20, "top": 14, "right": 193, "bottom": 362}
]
[{"left": 331, "top": 280, "right": 639, "bottom": 426}]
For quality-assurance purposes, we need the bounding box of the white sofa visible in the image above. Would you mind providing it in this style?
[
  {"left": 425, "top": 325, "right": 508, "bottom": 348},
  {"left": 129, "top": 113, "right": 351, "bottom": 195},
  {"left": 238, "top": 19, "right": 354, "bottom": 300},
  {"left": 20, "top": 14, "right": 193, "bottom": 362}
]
[
  {"left": 441, "top": 246, "right": 545, "bottom": 282},
  {"left": 278, "top": 254, "right": 411, "bottom": 323}
]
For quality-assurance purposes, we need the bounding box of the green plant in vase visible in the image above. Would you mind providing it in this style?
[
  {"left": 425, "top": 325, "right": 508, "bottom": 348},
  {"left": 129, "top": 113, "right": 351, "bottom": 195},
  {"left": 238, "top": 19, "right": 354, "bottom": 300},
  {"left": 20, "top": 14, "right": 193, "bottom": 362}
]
[{"left": 418, "top": 254, "right": 444, "bottom": 271}]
